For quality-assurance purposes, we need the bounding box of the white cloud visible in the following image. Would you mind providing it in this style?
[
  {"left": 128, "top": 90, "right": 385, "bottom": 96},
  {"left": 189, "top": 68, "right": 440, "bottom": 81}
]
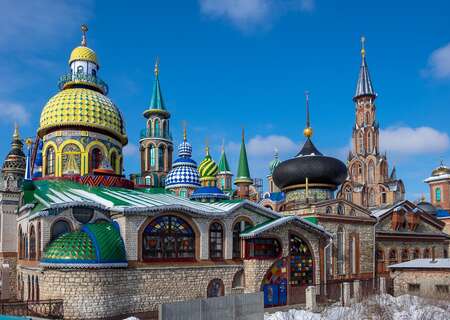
[
  {"left": 227, "top": 134, "right": 297, "bottom": 156},
  {"left": 424, "top": 42, "right": 450, "bottom": 79},
  {"left": 380, "top": 126, "right": 449, "bottom": 155},
  {"left": 0, "top": 102, "right": 31, "bottom": 125},
  {"left": 123, "top": 143, "right": 139, "bottom": 157},
  {"left": 199, "top": 0, "right": 314, "bottom": 31}
]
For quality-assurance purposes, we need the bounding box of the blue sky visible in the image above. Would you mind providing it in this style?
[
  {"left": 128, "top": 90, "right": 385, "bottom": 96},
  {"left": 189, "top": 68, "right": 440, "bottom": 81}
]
[{"left": 1, "top": 0, "right": 450, "bottom": 200}]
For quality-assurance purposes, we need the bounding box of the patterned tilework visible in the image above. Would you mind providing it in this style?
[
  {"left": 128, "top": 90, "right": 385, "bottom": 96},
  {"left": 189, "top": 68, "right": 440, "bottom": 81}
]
[
  {"left": 38, "top": 88, "right": 127, "bottom": 144},
  {"left": 69, "top": 46, "right": 98, "bottom": 65}
]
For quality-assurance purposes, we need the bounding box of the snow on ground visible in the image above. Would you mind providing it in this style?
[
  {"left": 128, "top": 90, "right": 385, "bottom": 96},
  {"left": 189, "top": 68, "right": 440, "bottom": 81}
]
[{"left": 264, "top": 294, "right": 450, "bottom": 320}]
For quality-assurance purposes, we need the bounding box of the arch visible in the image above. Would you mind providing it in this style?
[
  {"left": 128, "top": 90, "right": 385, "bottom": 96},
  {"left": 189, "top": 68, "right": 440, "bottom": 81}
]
[
  {"left": 154, "top": 119, "right": 160, "bottom": 137},
  {"left": 357, "top": 132, "right": 364, "bottom": 154},
  {"left": 45, "top": 146, "right": 56, "bottom": 176},
  {"left": 207, "top": 278, "right": 224, "bottom": 298},
  {"left": 367, "top": 131, "right": 373, "bottom": 153},
  {"left": 337, "top": 204, "right": 344, "bottom": 215},
  {"left": 109, "top": 148, "right": 119, "bottom": 174},
  {"left": 289, "top": 233, "right": 315, "bottom": 286},
  {"left": 344, "top": 186, "right": 353, "bottom": 202},
  {"left": 232, "top": 217, "right": 254, "bottom": 259},
  {"left": 148, "top": 145, "right": 156, "bottom": 169},
  {"left": 60, "top": 141, "right": 84, "bottom": 176},
  {"left": 364, "top": 111, "right": 371, "bottom": 126},
  {"left": 161, "top": 120, "right": 166, "bottom": 138},
  {"left": 325, "top": 206, "right": 332, "bottom": 214},
  {"left": 232, "top": 270, "right": 244, "bottom": 288},
  {"left": 72, "top": 207, "right": 94, "bottom": 224},
  {"left": 209, "top": 221, "right": 224, "bottom": 260},
  {"left": 401, "top": 249, "right": 409, "bottom": 262},
  {"left": 141, "top": 215, "right": 197, "bottom": 261},
  {"left": 158, "top": 145, "right": 165, "bottom": 171},
  {"left": 389, "top": 249, "right": 397, "bottom": 265},
  {"left": 29, "top": 225, "right": 36, "bottom": 260},
  {"left": 336, "top": 226, "right": 344, "bottom": 274},
  {"left": 145, "top": 175, "right": 152, "bottom": 186},
  {"left": 50, "top": 219, "right": 72, "bottom": 241},
  {"left": 368, "top": 161, "right": 375, "bottom": 184},
  {"left": 89, "top": 147, "right": 103, "bottom": 173}
]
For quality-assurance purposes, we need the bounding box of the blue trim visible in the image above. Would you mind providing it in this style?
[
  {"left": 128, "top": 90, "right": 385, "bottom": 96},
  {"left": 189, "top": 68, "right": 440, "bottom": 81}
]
[{"left": 81, "top": 225, "right": 101, "bottom": 263}]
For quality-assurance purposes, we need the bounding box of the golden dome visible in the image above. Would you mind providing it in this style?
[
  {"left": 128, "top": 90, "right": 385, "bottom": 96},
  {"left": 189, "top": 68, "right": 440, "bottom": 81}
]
[
  {"left": 38, "top": 88, "right": 127, "bottom": 144},
  {"left": 69, "top": 46, "right": 98, "bottom": 65},
  {"left": 432, "top": 164, "right": 450, "bottom": 177}
]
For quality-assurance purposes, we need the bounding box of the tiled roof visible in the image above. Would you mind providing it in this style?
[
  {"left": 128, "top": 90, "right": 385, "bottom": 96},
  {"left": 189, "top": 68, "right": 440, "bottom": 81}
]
[{"left": 388, "top": 258, "right": 450, "bottom": 269}]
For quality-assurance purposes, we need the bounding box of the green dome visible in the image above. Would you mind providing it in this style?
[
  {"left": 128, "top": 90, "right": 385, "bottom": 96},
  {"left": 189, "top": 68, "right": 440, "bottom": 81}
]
[
  {"left": 269, "top": 150, "right": 281, "bottom": 174},
  {"left": 199, "top": 148, "right": 219, "bottom": 179},
  {"left": 41, "top": 222, "right": 127, "bottom": 268}
]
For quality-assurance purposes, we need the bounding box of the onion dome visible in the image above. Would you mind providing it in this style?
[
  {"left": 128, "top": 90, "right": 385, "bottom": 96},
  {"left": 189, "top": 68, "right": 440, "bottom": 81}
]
[
  {"left": 165, "top": 128, "right": 200, "bottom": 189},
  {"left": 272, "top": 93, "right": 347, "bottom": 192},
  {"left": 354, "top": 36, "right": 376, "bottom": 100},
  {"left": 2, "top": 124, "right": 26, "bottom": 176},
  {"left": 199, "top": 146, "right": 219, "bottom": 181},
  {"left": 431, "top": 161, "right": 450, "bottom": 177},
  {"left": 269, "top": 149, "right": 281, "bottom": 174},
  {"left": 37, "top": 25, "right": 127, "bottom": 145},
  {"left": 41, "top": 222, "right": 127, "bottom": 268},
  {"left": 235, "top": 129, "right": 252, "bottom": 185},
  {"left": 190, "top": 186, "right": 229, "bottom": 202}
]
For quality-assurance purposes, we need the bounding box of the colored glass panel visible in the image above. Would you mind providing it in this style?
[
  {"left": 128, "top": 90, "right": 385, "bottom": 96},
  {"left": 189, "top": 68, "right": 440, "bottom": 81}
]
[{"left": 289, "top": 235, "right": 313, "bottom": 286}]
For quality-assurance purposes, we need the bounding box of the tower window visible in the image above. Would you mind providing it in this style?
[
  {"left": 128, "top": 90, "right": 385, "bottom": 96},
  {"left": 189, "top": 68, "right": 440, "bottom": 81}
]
[
  {"left": 149, "top": 145, "right": 156, "bottom": 168},
  {"left": 76, "top": 66, "right": 84, "bottom": 74},
  {"left": 91, "top": 69, "right": 96, "bottom": 77},
  {"left": 90, "top": 148, "right": 103, "bottom": 172},
  {"left": 436, "top": 188, "right": 441, "bottom": 202},
  {"left": 158, "top": 145, "right": 165, "bottom": 171},
  {"left": 46, "top": 147, "right": 55, "bottom": 176},
  {"left": 358, "top": 132, "right": 364, "bottom": 154},
  {"left": 154, "top": 119, "right": 160, "bottom": 137}
]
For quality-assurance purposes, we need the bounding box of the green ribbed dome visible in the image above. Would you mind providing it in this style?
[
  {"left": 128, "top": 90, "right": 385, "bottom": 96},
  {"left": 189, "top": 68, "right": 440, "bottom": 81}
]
[
  {"left": 41, "top": 222, "right": 127, "bottom": 268},
  {"left": 199, "top": 147, "right": 219, "bottom": 179},
  {"left": 269, "top": 150, "right": 281, "bottom": 174}
]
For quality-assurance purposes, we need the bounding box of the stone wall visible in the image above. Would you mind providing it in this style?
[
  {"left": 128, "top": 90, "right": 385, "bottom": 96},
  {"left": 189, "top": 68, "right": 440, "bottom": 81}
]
[
  {"left": 0, "top": 256, "right": 17, "bottom": 299},
  {"left": 39, "top": 264, "right": 244, "bottom": 319},
  {"left": 391, "top": 269, "right": 450, "bottom": 298}
]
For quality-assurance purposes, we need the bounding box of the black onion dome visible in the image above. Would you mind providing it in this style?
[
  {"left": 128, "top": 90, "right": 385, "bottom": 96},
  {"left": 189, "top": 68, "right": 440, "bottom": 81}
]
[{"left": 272, "top": 138, "right": 347, "bottom": 190}]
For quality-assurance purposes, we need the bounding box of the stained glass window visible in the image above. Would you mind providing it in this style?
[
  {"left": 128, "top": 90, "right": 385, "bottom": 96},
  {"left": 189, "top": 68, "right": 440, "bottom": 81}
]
[
  {"left": 62, "top": 144, "right": 81, "bottom": 175},
  {"left": 209, "top": 222, "right": 223, "bottom": 259},
  {"left": 90, "top": 148, "right": 102, "bottom": 172},
  {"left": 142, "top": 215, "right": 195, "bottom": 261},
  {"left": 289, "top": 235, "right": 314, "bottom": 286}
]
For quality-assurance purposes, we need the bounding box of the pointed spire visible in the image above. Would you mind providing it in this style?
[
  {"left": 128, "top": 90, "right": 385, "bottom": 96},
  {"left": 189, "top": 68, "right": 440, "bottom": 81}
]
[
  {"left": 81, "top": 24, "right": 88, "bottom": 47},
  {"left": 235, "top": 128, "right": 252, "bottom": 184},
  {"left": 354, "top": 36, "right": 376, "bottom": 100},
  {"left": 183, "top": 121, "right": 187, "bottom": 142},
  {"left": 218, "top": 140, "right": 231, "bottom": 173},
  {"left": 390, "top": 166, "right": 397, "bottom": 180},
  {"left": 149, "top": 57, "right": 166, "bottom": 111},
  {"left": 204, "top": 137, "right": 210, "bottom": 156},
  {"left": 303, "top": 91, "right": 313, "bottom": 138},
  {"left": 13, "top": 122, "right": 19, "bottom": 140}
]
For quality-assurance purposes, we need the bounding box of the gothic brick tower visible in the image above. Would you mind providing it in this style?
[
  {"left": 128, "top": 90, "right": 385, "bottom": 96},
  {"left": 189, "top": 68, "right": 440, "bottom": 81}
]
[
  {"left": 140, "top": 59, "right": 173, "bottom": 187},
  {"left": 339, "top": 38, "right": 405, "bottom": 208}
]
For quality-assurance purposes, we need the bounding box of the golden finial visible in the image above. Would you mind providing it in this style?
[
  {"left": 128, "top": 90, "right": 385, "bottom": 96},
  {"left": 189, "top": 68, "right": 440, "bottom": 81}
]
[
  {"left": 81, "top": 24, "right": 88, "bottom": 47},
  {"left": 360, "top": 36, "right": 366, "bottom": 58},
  {"left": 303, "top": 91, "right": 313, "bottom": 138},
  {"left": 182, "top": 121, "right": 187, "bottom": 142},
  {"left": 154, "top": 57, "right": 160, "bottom": 77},
  {"left": 25, "top": 137, "right": 33, "bottom": 149}
]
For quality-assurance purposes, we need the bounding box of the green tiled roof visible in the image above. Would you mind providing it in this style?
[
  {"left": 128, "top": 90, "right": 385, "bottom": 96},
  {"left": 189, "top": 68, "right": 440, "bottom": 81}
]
[
  {"left": 218, "top": 148, "right": 231, "bottom": 173},
  {"left": 41, "top": 222, "right": 127, "bottom": 268},
  {"left": 235, "top": 135, "right": 252, "bottom": 184}
]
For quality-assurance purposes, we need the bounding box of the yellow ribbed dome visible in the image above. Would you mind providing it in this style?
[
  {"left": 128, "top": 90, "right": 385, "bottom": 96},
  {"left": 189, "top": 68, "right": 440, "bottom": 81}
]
[
  {"left": 38, "top": 88, "right": 127, "bottom": 144},
  {"left": 69, "top": 46, "right": 98, "bottom": 65}
]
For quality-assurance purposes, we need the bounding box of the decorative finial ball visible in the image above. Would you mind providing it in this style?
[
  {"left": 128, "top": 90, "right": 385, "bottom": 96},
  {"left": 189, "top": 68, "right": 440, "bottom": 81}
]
[
  {"left": 25, "top": 138, "right": 33, "bottom": 147},
  {"left": 81, "top": 24, "right": 88, "bottom": 33},
  {"left": 303, "top": 127, "right": 313, "bottom": 138}
]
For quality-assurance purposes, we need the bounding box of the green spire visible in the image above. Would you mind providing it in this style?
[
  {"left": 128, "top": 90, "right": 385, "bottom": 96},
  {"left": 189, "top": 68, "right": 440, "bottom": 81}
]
[
  {"left": 149, "top": 58, "right": 166, "bottom": 110},
  {"left": 235, "top": 129, "right": 252, "bottom": 184},
  {"left": 218, "top": 143, "right": 231, "bottom": 173}
]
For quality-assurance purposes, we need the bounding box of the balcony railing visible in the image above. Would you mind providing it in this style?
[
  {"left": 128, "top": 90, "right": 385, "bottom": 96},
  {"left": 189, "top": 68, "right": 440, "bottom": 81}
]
[
  {"left": 140, "top": 129, "right": 172, "bottom": 141},
  {"left": 58, "top": 73, "right": 109, "bottom": 94}
]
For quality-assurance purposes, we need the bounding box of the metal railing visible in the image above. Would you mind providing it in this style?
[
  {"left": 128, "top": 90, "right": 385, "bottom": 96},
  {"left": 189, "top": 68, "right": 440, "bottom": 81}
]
[
  {"left": 58, "top": 73, "right": 108, "bottom": 94},
  {"left": 0, "top": 299, "right": 63, "bottom": 319}
]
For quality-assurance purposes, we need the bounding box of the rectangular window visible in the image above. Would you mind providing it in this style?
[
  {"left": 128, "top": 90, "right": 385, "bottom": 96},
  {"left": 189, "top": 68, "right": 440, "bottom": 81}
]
[
  {"left": 436, "top": 285, "right": 449, "bottom": 294},
  {"left": 408, "top": 283, "right": 420, "bottom": 293}
]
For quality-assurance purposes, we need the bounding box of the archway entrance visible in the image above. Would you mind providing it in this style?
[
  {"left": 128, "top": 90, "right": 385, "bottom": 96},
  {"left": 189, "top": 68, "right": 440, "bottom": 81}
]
[{"left": 261, "top": 234, "right": 314, "bottom": 307}]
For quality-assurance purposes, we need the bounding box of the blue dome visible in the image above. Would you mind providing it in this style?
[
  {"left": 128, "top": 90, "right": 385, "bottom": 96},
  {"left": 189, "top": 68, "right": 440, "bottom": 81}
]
[
  {"left": 166, "top": 139, "right": 200, "bottom": 189},
  {"left": 190, "top": 186, "right": 229, "bottom": 201}
]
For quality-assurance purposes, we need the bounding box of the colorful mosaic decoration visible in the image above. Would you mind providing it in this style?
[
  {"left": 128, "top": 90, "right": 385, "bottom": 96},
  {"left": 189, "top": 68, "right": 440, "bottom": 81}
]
[
  {"left": 262, "top": 258, "right": 288, "bottom": 285},
  {"left": 289, "top": 235, "right": 314, "bottom": 286}
]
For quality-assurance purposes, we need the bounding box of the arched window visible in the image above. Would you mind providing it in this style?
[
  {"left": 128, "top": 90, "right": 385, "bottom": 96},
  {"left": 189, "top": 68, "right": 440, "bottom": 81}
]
[
  {"left": 149, "top": 145, "right": 156, "bottom": 168},
  {"left": 325, "top": 206, "right": 332, "bottom": 214},
  {"left": 436, "top": 188, "right": 441, "bottom": 202},
  {"left": 401, "top": 249, "right": 409, "bottom": 262},
  {"left": 76, "top": 65, "right": 83, "bottom": 74},
  {"left": 207, "top": 279, "right": 224, "bottom": 298},
  {"left": 290, "top": 235, "right": 314, "bottom": 286},
  {"left": 62, "top": 144, "right": 81, "bottom": 175},
  {"left": 154, "top": 119, "right": 160, "bottom": 137},
  {"left": 337, "top": 204, "right": 344, "bottom": 215},
  {"left": 158, "top": 145, "right": 165, "bottom": 170},
  {"left": 368, "top": 162, "right": 375, "bottom": 184},
  {"left": 232, "top": 220, "right": 253, "bottom": 259},
  {"left": 90, "top": 148, "right": 103, "bottom": 172},
  {"left": 46, "top": 147, "right": 55, "bottom": 176},
  {"left": 367, "top": 131, "right": 373, "bottom": 153},
  {"left": 336, "top": 227, "right": 344, "bottom": 274},
  {"left": 389, "top": 249, "right": 397, "bottom": 265},
  {"left": 110, "top": 152, "right": 117, "bottom": 173},
  {"left": 344, "top": 186, "right": 352, "bottom": 202},
  {"left": 423, "top": 248, "right": 431, "bottom": 259},
  {"left": 142, "top": 215, "right": 195, "bottom": 261},
  {"left": 50, "top": 220, "right": 71, "bottom": 241},
  {"left": 232, "top": 270, "right": 244, "bottom": 288},
  {"left": 209, "top": 222, "right": 223, "bottom": 259},
  {"left": 413, "top": 248, "right": 420, "bottom": 260},
  {"left": 358, "top": 132, "right": 364, "bottom": 154},
  {"left": 29, "top": 226, "right": 36, "bottom": 260},
  {"left": 365, "top": 112, "right": 370, "bottom": 125}
]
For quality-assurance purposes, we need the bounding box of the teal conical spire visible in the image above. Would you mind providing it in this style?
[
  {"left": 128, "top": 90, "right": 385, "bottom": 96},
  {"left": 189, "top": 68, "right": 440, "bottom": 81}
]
[
  {"left": 235, "top": 129, "right": 252, "bottom": 184},
  {"left": 143, "top": 58, "right": 169, "bottom": 118},
  {"left": 218, "top": 144, "right": 231, "bottom": 173}
]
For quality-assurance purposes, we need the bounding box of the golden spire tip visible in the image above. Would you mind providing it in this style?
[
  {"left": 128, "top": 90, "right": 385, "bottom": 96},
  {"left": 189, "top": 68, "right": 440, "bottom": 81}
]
[
  {"left": 360, "top": 35, "right": 366, "bottom": 58},
  {"left": 154, "top": 56, "right": 160, "bottom": 77},
  {"left": 182, "top": 121, "right": 187, "bottom": 142}
]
